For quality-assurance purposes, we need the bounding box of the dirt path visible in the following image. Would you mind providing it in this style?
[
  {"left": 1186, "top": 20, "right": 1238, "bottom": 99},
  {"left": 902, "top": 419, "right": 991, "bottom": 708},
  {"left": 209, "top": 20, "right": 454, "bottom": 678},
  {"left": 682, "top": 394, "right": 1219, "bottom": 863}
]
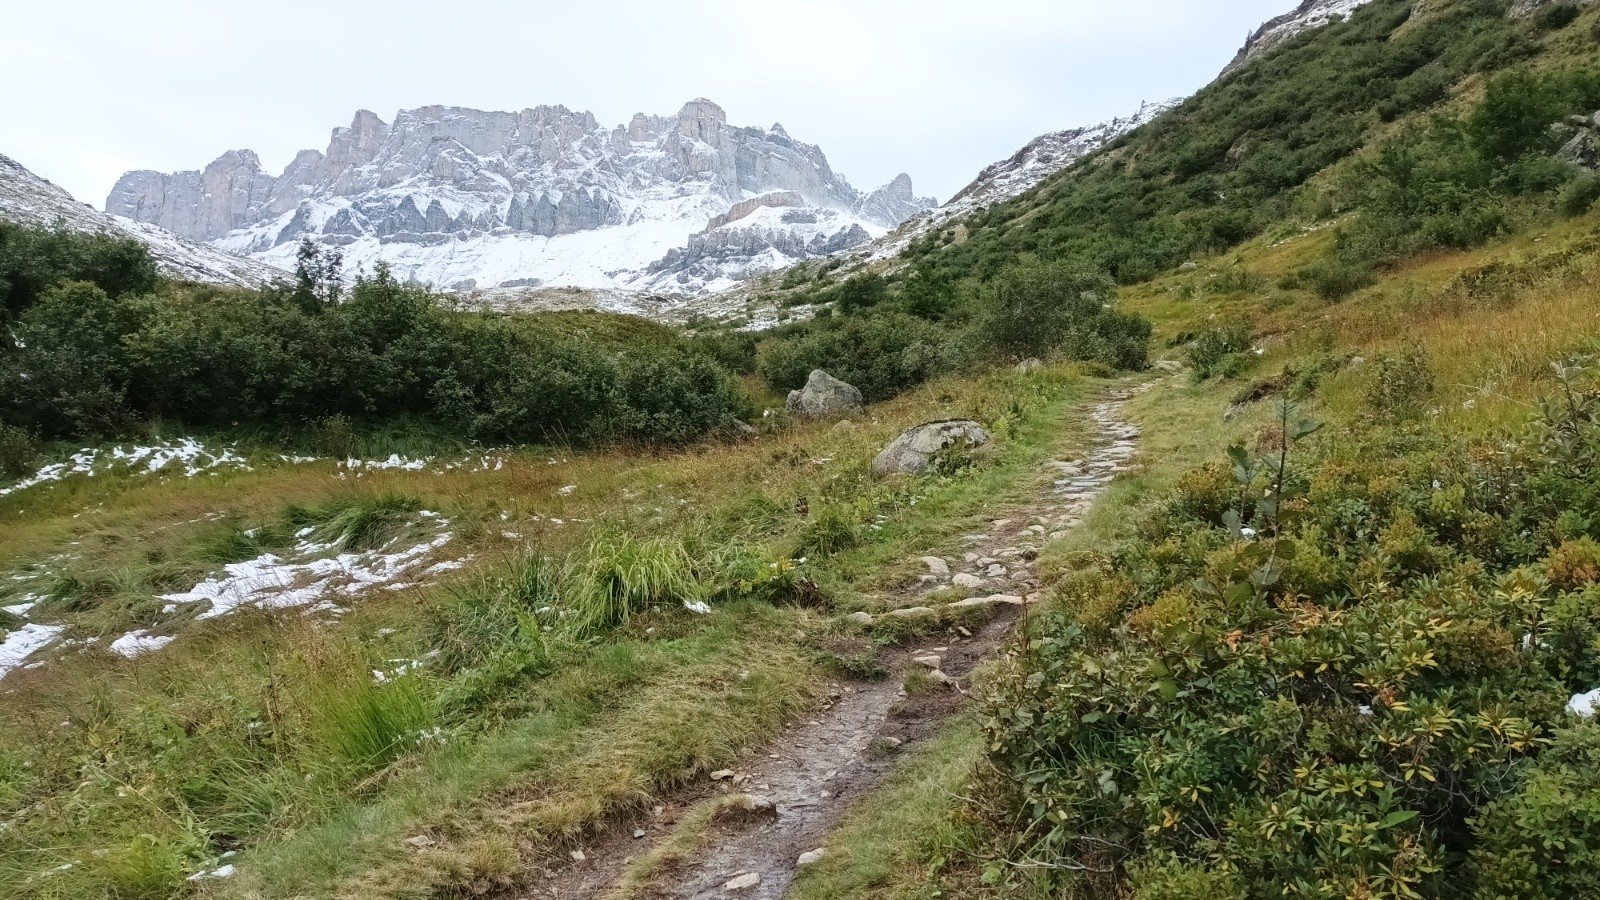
[{"left": 528, "top": 387, "right": 1142, "bottom": 900}]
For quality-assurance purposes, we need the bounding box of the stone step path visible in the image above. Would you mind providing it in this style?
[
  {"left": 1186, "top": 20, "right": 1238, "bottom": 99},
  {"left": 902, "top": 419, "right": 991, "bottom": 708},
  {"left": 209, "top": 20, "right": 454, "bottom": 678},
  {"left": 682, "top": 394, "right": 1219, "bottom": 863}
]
[{"left": 640, "top": 387, "right": 1146, "bottom": 900}]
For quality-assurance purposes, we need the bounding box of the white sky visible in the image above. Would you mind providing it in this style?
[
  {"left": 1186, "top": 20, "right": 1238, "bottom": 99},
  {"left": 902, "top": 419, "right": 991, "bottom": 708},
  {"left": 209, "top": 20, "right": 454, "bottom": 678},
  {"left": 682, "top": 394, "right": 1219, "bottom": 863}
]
[{"left": 0, "top": 0, "right": 1291, "bottom": 207}]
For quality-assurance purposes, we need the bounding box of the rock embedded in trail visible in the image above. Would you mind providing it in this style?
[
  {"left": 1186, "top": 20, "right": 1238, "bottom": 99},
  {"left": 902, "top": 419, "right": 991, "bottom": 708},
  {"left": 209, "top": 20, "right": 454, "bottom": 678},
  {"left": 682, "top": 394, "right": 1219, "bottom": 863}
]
[
  {"left": 724, "top": 872, "right": 761, "bottom": 891},
  {"left": 796, "top": 848, "right": 827, "bottom": 866},
  {"left": 785, "top": 370, "right": 864, "bottom": 421},
  {"left": 952, "top": 573, "right": 986, "bottom": 589},
  {"left": 919, "top": 556, "right": 950, "bottom": 576},
  {"left": 871, "top": 420, "right": 991, "bottom": 478}
]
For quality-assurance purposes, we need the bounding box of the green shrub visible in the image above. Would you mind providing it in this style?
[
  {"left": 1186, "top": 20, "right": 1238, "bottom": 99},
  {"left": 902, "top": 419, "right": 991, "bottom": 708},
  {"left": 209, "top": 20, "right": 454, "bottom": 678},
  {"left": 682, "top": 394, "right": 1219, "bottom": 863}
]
[
  {"left": 0, "top": 420, "right": 37, "bottom": 478},
  {"left": 615, "top": 349, "right": 751, "bottom": 443},
  {"left": 1559, "top": 173, "right": 1600, "bottom": 216},
  {"left": 756, "top": 310, "right": 971, "bottom": 401},
  {"left": 980, "top": 369, "right": 1600, "bottom": 897},
  {"left": 1469, "top": 727, "right": 1600, "bottom": 900},
  {"left": 1536, "top": 3, "right": 1581, "bottom": 30},
  {"left": 1186, "top": 320, "right": 1254, "bottom": 380},
  {"left": 977, "top": 262, "right": 1149, "bottom": 368},
  {"left": 1366, "top": 347, "right": 1436, "bottom": 420},
  {"left": 0, "top": 230, "right": 752, "bottom": 449},
  {"left": 0, "top": 221, "right": 159, "bottom": 322}
]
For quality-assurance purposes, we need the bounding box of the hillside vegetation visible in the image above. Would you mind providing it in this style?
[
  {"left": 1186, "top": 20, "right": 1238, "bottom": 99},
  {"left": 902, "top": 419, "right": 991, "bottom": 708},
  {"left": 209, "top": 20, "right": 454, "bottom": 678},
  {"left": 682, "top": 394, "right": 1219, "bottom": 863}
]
[
  {"left": 768, "top": 1, "right": 1600, "bottom": 898},
  {"left": 3, "top": 1, "right": 1600, "bottom": 898}
]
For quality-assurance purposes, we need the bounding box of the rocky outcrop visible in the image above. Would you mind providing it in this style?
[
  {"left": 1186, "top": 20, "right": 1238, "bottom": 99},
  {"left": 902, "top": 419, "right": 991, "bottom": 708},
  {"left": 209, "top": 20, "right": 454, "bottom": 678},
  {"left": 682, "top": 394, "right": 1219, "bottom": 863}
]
[
  {"left": 105, "top": 99, "right": 935, "bottom": 296},
  {"left": 704, "top": 192, "right": 806, "bottom": 233},
  {"left": 853, "top": 174, "right": 938, "bottom": 229},
  {"left": 0, "top": 152, "right": 278, "bottom": 287},
  {"left": 1558, "top": 113, "right": 1600, "bottom": 169},
  {"left": 1508, "top": 0, "right": 1595, "bottom": 17},
  {"left": 1221, "top": 0, "right": 1376, "bottom": 77},
  {"left": 645, "top": 208, "right": 871, "bottom": 291},
  {"left": 785, "top": 371, "right": 864, "bottom": 421},
  {"left": 871, "top": 421, "right": 991, "bottom": 478}
]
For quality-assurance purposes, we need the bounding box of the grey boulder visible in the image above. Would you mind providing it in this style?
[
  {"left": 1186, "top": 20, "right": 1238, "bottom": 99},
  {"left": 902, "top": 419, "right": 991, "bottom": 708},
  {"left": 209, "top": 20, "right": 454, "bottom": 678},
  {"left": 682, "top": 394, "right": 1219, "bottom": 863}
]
[
  {"left": 871, "top": 420, "right": 991, "bottom": 478},
  {"left": 786, "top": 370, "right": 864, "bottom": 420}
]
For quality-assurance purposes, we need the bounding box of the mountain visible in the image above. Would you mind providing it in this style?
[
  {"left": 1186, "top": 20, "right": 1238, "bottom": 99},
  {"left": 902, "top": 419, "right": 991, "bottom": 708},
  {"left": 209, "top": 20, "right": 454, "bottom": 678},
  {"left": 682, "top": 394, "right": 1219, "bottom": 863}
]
[
  {"left": 1221, "top": 0, "right": 1376, "bottom": 75},
  {"left": 107, "top": 100, "right": 937, "bottom": 295},
  {"left": 826, "top": 98, "right": 1181, "bottom": 272},
  {"left": 0, "top": 153, "right": 279, "bottom": 287}
]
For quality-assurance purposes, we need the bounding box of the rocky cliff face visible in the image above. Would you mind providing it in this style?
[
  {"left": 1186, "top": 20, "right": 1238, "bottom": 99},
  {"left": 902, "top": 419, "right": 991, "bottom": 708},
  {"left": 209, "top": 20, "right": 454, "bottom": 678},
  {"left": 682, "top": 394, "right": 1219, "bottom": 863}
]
[
  {"left": 107, "top": 99, "right": 936, "bottom": 295},
  {"left": 0, "top": 152, "right": 279, "bottom": 287}
]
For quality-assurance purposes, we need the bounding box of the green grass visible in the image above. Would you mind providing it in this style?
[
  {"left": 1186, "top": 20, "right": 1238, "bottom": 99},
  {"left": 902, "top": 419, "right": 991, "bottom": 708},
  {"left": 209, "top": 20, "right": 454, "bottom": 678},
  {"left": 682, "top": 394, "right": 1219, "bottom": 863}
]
[{"left": 0, "top": 359, "right": 1102, "bottom": 900}]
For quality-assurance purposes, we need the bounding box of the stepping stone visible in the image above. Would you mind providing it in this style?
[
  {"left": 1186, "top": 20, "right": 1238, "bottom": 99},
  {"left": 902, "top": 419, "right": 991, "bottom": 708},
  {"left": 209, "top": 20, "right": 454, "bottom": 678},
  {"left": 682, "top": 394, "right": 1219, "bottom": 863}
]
[
  {"left": 952, "top": 573, "right": 985, "bottom": 589},
  {"left": 919, "top": 556, "right": 949, "bottom": 576}
]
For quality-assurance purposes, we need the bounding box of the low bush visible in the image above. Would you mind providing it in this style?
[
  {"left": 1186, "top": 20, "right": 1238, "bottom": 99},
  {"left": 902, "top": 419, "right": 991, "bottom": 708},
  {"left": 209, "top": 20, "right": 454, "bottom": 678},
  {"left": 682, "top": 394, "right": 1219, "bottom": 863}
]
[
  {"left": 0, "top": 236, "right": 751, "bottom": 449},
  {"left": 756, "top": 310, "right": 972, "bottom": 401},
  {"left": 977, "top": 262, "right": 1150, "bottom": 368},
  {"left": 981, "top": 368, "right": 1600, "bottom": 897},
  {"left": 1187, "top": 320, "right": 1255, "bottom": 380}
]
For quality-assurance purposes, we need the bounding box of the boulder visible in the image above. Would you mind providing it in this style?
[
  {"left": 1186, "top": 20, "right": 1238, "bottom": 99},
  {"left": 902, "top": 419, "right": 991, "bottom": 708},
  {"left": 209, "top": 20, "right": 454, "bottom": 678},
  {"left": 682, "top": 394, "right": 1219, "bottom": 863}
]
[
  {"left": 786, "top": 370, "right": 864, "bottom": 421},
  {"left": 872, "top": 420, "right": 991, "bottom": 478},
  {"left": 1557, "top": 123, "right": 1599, "bottom": 170}
]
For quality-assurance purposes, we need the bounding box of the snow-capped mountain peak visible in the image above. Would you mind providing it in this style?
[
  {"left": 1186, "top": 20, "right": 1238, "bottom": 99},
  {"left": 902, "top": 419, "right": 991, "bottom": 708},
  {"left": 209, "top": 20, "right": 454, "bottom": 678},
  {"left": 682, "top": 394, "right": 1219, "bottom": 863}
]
[{"left": 106, "top": 100, "right": 938, "bottom": 296}]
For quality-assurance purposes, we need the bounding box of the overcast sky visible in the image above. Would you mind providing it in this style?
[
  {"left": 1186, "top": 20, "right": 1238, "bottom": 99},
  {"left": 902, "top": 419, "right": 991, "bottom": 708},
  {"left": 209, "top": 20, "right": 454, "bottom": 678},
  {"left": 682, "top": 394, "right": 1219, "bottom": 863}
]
[{"left": 1, "top": 0, "right": 1292, "bottom": 207}]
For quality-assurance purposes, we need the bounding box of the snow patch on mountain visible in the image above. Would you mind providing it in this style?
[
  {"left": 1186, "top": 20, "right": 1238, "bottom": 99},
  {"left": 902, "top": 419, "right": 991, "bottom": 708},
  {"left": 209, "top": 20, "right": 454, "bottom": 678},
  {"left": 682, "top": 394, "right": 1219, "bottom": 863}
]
[
  {"left": 108, "top": 100, "right": 934, "bottom": 296},
  {"left": 0, "top": 153, "right": 279, "bottom": 287},
  {"left": 1222, "top": 0, "right": 1377, "bottom": 75},
  {"left": 858, "top": 99, "right": 1181, "bottom": 264}
]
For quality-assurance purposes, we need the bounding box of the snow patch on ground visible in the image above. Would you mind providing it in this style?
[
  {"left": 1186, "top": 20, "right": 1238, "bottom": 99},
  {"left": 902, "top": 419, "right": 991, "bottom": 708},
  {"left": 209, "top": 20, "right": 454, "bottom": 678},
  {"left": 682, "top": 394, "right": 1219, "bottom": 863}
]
[
  {"left": 109, "top": 630, "right": 176, "bottom": 658},
  {"left": 1568, "top": 688, "right": 1600, "bottom": 718},
  {"left": 161, "top": 526, "right": 455, "bottom": 622},
  {"left": 0, "top": 439, "right": 254, "bottom": 499},
  {"left": 0, "top": 623, "right": 66, "bottom": 679}
]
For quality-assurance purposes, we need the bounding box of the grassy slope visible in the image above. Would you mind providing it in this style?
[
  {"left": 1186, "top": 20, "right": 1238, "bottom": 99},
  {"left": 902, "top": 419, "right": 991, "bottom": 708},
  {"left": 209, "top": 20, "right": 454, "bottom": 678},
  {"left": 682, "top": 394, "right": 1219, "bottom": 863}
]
[
  {"left": 0, "top": 353, "right": 1101, "bottom": 899},
  {"left": 786, "top": 2, "right": 1600, "bottom": 894}
]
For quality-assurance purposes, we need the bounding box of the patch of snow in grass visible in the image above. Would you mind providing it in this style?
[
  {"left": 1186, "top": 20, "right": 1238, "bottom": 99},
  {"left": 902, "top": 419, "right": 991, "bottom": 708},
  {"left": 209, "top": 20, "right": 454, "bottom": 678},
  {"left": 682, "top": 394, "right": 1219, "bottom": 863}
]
[
  {"left": 108, "top": 630, "right": 176, "bottom": 658},
  {"left": 0, "top": 439, "right": 254, "bottom": 499},
  {"left": 187, "top": 864, "right": 237, "bottom": 881},
  {"left": 0, "top": 623, "right": 66, "bottom": 679},
  {"left": 161, "top": 526, "right": 456, "bottom": 623}
]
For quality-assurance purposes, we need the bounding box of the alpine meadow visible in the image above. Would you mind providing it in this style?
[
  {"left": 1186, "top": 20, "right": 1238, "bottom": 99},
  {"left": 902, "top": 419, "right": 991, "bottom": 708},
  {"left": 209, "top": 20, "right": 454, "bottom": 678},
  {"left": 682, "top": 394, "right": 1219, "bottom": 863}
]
[{"left": 4, "top": 1, "right": 1600, "bottom": 899}]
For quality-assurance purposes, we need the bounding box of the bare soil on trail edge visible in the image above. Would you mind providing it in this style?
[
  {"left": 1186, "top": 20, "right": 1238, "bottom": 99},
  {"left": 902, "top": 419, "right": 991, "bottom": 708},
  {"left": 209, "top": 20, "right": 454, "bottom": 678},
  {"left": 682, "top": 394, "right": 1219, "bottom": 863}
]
[{"left": 519, "top": 388, "right": 1143, "bottom": 900}]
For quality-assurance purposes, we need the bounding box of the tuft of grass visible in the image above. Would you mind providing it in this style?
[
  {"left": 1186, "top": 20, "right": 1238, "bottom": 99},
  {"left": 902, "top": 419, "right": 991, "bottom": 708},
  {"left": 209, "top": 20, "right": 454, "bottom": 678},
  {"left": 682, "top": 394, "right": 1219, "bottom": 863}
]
[
  {"left": 303, "top": 661, "right": 432, "bottom": 773},
  {"left": 567, "top": 529, "right": 700, "bottom": 634},
  {"left": 297, "top": 493, "right": 425, "bottom": 550}
]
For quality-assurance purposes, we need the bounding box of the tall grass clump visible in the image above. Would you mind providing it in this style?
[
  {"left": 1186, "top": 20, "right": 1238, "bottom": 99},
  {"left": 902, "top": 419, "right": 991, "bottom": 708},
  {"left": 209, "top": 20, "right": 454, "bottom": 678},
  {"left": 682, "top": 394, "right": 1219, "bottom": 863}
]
[
  {"left": 304, "top": 665, "right": 432, "bottom": 772},
  {"left": 568, "top": 529, "right": 700, "bottom": 634},
  {"left": 290, "top": 493, "right": 425, "bottom": 550},
  {"left": 431, "top": 554, "right": 559, "bottom": 719}
]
